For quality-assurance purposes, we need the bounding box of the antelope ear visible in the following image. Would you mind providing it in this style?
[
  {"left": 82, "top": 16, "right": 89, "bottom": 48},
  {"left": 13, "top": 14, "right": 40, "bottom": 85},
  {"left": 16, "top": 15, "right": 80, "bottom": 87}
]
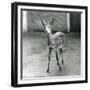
[
  {"left": 51, "top": 24, "right": 53, "bottom": 28},
  {"left": 50, "top": 18, "right": 55, "bottom": 25}
]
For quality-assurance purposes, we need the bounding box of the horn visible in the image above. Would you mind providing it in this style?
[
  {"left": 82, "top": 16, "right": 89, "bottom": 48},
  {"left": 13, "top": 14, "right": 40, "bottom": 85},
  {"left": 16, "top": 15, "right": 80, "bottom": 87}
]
[{"left": 40, "top": 19, "right": 46, "bottom": 28}]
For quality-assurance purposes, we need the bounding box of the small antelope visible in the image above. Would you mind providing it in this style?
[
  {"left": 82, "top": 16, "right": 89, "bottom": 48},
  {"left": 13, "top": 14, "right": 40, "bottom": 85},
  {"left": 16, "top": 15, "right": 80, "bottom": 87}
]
[{"left": 41, "top": 18, "right": 64, "bottom": 73}]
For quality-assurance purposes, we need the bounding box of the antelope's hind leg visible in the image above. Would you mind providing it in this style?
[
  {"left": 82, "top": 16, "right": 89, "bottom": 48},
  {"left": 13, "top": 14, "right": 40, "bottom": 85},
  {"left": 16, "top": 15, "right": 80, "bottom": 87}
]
[
  {"left": 47, "top": 48, "right": 52, "bottom": 73},
  {"left": 56, "top": 51, "right": 61, "bottom": 71},
  {"left": 59, "top": 48, "right": 64, "bottom": 64}
]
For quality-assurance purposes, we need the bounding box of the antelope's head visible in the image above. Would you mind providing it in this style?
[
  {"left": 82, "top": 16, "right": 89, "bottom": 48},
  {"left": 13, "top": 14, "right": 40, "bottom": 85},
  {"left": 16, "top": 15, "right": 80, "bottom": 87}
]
[{"left": 41, "top": 18, "right": 54, "bottom": 34}]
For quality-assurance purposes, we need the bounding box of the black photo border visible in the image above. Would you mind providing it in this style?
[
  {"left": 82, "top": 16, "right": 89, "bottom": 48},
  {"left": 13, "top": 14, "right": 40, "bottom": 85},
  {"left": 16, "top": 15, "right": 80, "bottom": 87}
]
[{"left": 11, "top": 2, "right": 88, "bottom": 87}]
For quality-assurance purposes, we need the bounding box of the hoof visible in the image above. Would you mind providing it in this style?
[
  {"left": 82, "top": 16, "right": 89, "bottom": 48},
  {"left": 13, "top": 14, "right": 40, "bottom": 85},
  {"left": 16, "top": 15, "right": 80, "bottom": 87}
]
[
  {"left": 59, "top": 66, "right": 62, "bottom": 71},
  {"left": 59, "top": 69, "right": 62, "bottom": 72},
  {"left": 47, "top": 69, "right": 49, "bottom": 73},
  {"left": 59, "top": 68, "right": 62, "bottom": 71}
]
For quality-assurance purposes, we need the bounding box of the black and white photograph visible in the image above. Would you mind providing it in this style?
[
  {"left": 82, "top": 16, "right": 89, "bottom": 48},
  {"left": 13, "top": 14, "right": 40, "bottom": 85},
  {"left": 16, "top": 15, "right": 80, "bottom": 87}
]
[
  {"left": 22, "top": 10, "right": 81, "bottom": 78},
  {"left": 11, "top": 2, "right": 87, "bottom": 87}
]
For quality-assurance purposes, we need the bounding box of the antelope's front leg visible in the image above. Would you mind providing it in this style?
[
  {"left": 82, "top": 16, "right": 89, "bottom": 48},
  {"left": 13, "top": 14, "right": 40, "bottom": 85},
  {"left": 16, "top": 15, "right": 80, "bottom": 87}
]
[
  {"left": 56, "top": 51, "right": 61, "bottom": 71},
  {"left": 47, "top": 48, "right": 52, "bottom": 73}
]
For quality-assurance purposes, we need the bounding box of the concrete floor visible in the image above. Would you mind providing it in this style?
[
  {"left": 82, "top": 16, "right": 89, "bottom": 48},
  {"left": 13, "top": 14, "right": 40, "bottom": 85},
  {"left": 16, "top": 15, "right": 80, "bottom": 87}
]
[{"left": 22, "top": 32, "right": 81, "bottom": 79}]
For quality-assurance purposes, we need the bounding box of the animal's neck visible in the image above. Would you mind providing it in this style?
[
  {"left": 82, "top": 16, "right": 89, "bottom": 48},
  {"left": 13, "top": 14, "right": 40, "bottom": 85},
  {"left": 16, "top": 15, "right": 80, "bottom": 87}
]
[
  {"left": 47, "top": 32, "right": 52, "bottom": 38},
  {"left": 47, "top": 32, "right": 52, "bottom": 46}
]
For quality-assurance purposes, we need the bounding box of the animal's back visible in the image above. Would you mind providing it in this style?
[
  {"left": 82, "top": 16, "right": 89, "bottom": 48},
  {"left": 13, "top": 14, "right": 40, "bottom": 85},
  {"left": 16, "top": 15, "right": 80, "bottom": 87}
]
[
  {"left": 55, "top": 32, "right": 64, "bottom": 38},
  {"left": 49, "top": 32, "right": 64, "bottom": 49}
]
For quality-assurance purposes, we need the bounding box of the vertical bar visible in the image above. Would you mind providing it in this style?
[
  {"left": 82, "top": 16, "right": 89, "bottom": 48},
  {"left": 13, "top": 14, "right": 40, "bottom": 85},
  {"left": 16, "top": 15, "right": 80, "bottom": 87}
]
[
  {"left": 67, "top": 13, "right": 70, "bottom": 32},
  {"left": 22, "top": 11, "right": 28, "bottom": 32}
]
